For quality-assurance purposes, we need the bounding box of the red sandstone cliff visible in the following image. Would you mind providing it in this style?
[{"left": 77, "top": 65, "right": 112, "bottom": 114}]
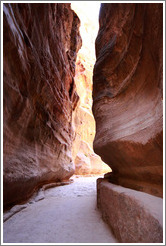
[
  {"left": 93, "top": 3, "right": 163, "bottom": 197},
  {"left": 3, "top": 3, "right": 81, "bottom": 208}
]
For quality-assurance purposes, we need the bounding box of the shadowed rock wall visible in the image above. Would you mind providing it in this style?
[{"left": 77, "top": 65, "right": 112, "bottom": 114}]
[
  {"left": 3, "top": 3, "right": 81, "bottom": 208},
  {"left": 93, "top": 3, "right": 163, "bottom": 197}
]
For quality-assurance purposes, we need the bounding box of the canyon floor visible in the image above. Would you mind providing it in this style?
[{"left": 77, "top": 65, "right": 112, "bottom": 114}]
[{"left": 3, "top": 175, "right": 118, "bottom": 244}]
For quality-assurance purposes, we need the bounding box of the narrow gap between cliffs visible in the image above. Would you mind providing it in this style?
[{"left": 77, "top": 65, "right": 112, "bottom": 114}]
[{"left": 70, "top": 2, "right": 111, "bottom": 177}]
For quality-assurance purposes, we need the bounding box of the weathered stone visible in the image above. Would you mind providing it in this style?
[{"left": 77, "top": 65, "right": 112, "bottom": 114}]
[
  {"left": 97, "top": 178, "right": 163, "bottom": 243},
  {"left": 71, "top": 3, "right": 111, "bottom": 175},
  {"left": 72, "top": 107, "right": 95, "bottom": 156},
  {"left": 74, "top": 141, "right": 110, "bottom": 175},
  {"left": 3, "top": 3, "right": 81, "bottom": 208},
  {"left": 93, "top": 3, "right": 163, "bottom": 197},
  {"left": 90, "top": 154, "right": 110, "bottom": 174},
  {"left": 75, "top": 152, "right": 91, "bottom": 175}
]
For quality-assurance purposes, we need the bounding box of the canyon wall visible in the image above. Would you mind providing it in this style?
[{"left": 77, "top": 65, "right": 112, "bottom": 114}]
[
  {"left": 72, "top": 51, "right": 111, "bottom": 175},
  {"left": 93, "top": 3, "right": 163, "bottom": 197},
  {"left": 3, "top": 3, "right": 81, "bottom": 208},
  {"left": 71, "top": 3, "right": 111, "bottom": 175}
]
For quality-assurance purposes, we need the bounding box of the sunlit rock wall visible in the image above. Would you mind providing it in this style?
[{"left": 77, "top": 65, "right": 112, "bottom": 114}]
[
  {"left": 71, "top": 3, "right": 111, "bottom": 175},
  {"left": 93, "top": 3, "right": 163, "bottom": 196},
  {"left": 3, "top": 3, "right": 81, "bottom": 208}
]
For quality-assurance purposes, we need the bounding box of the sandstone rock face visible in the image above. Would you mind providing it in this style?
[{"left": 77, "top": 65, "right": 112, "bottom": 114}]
[
  {"left": 71, "top": 3, "right": 111, "bottom": 175},
  {"left": 93, "top": 3, "right": 163, "bottom": 197},
  {"left": 97, "top": 179, "right": 163, "bottom": 243},
  {"left": 3, "top": 3, "right": 81, "bottom": 208}
]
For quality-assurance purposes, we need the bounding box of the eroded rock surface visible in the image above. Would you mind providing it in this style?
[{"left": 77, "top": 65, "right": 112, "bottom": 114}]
[
  {"left": 93, "top": 3, "right": 163, "bottom": 197},
  {"left": 3, "top": 3, "right": 81, "bottom": 208},
  {"left": 71, "top": 3, "right": 111, "bottom": 175}
]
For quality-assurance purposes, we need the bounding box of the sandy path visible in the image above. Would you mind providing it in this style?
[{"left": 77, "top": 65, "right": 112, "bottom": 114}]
[{"left": 3, "top": 176, "right": 118, "bottom": 243}]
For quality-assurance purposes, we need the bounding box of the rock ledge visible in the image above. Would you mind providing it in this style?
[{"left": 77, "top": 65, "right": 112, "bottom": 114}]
[{"left": 97, "top": 178, "right": 163, "bottom": 243}]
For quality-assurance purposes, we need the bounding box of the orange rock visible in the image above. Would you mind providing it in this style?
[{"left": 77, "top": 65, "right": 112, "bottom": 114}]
[{"left": 71, "top": 3, "right": 111, "bottom": 175}]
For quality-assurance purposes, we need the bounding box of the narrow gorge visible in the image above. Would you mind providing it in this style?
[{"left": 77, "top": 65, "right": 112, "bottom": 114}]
[{"left": 3, "top": 2, "right": 163, "bottom": 244}]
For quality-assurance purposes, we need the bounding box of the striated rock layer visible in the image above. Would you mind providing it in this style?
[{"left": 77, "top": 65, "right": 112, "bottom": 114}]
[
  {"left": 93, "top": 3, "right": 163, "bottom": 197},
  {"left": 3, "top": 3, "right": 81, "bottom": 208}
]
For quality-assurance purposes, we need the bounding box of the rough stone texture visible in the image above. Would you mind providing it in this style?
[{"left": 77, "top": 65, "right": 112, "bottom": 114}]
[
  {"left": 71, "top": 3, "right": 111, "bottom": 175},
  {"left": 97, "top": 178, "right": 163, "bottom": 243},
  {"left": 93, "top": 3, "right": 163, "bottom": 197},
  {"left": 75, "top": 152, "right": 91, "bottom": 175},
  {"left": 3, "top": 3, "right": 81, "bottom": 208}
]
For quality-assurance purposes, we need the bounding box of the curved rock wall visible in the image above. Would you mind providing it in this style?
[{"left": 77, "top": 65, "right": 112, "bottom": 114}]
[
  {"left": 93, "top": 3, "right": 163, "bottom": 197},
  {"left": 3, "top": 3, "right": 81, "bottom": 208}
]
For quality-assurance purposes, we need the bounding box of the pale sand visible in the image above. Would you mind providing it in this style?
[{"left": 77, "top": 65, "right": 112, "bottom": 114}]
[{"left": 3, "top": 176, "right": 118, "bottom": 243}]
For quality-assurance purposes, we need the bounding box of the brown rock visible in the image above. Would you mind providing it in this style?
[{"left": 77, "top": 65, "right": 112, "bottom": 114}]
[
  {"left": 3, "top": 3, "right": 81, "bottom": 208},
  {"left": 93, "top": 3, "right": 163, "bottom": 197},
  {"left": 97, "top": 178, "right": 163, "bottom": 243}
]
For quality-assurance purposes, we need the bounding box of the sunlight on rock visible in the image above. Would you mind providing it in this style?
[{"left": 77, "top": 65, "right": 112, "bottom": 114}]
[
  {"left": 3, "top": 3, "right": 163, "bottom": 244},
  {"left": 71, "top": 2, "right": 111, "bottom": 175}
]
